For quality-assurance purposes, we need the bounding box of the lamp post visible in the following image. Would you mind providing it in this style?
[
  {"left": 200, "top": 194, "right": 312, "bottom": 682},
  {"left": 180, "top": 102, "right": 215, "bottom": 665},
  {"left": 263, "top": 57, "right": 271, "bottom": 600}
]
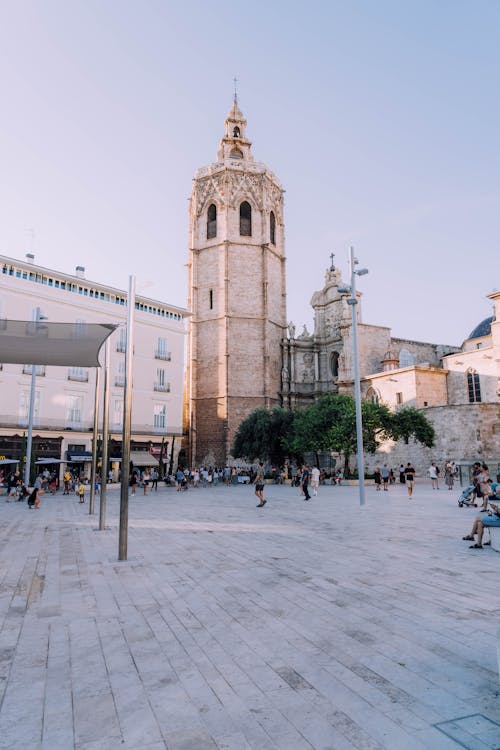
[
  {"left": 24, "top": 307, "right": 47, "bottom": 486},
  {"left": 338, "top": 247, "right": 368, "bottom": 507}
]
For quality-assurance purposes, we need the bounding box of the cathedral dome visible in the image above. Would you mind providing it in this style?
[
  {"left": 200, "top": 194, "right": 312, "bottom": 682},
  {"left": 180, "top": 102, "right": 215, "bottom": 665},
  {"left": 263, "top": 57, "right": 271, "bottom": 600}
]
[{"left": 468, "top": 316, "right": 494, "bottom": 340}]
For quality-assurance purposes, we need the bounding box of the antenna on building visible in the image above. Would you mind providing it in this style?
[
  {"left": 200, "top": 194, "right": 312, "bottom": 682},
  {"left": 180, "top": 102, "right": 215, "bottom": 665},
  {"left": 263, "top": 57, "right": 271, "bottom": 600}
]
[{"left": 233, "top": 76, "right": 238, "bottom": 104}]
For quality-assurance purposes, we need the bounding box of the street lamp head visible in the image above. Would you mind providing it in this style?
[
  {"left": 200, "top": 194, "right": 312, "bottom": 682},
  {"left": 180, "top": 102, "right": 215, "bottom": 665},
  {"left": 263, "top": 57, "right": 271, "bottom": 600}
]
[
  {"left": 337, "top": 285, "right": 351, "bottom": 294},
  {"left": 356, "top": 268, "right": 369, "bottom": 277}
]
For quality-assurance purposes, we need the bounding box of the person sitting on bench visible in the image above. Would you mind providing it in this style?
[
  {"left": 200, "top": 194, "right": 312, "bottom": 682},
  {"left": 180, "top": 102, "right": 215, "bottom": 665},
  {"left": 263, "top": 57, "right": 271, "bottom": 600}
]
[{"left": 463, "top": 502, "right": 500, "bottom": 549}]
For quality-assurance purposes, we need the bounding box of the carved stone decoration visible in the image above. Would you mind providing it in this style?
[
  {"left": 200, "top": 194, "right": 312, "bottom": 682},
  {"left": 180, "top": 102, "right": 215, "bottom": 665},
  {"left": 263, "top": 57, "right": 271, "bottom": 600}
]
[
  {"left": 228, "top": 172, "right": 264, "bottom": 210},
  {"left": 301, "top": 368, "right": 314, "bottom": 383},
  {"left": 303, "top": 353, "right": 313, "bottom": 366},
  {"left": 195, "top": 174, "right": 226, "bottom": 217}
]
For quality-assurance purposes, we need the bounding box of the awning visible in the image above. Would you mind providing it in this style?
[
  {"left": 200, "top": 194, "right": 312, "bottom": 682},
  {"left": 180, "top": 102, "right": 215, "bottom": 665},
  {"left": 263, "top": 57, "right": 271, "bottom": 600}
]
[
  {"left": 66, "top": 451, "right": 93, "bottom": 462},
  {"left": 0, "top": 319, "right": 118, "bottom": 367},
  {"left": 0, "top": 458, "right": 19, "bottom": 465},
  {"left": 130, "top": 451, "right": 159, "bottom": 467},
  {"left": 35, "top": 458, "right": 65, "bottom": 465}
]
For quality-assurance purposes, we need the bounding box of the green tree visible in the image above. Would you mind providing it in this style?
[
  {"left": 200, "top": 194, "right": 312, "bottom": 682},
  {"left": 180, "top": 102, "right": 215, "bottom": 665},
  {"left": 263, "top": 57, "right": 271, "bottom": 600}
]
[
  {"left": 390, "top": 407, "right": 435, "bottom": 447},
  {"left": 290, "top": 394, "right": 393, "bottom": 471},
  {"left": 232, "top": 407, "right": 294, "bottom": 465}
]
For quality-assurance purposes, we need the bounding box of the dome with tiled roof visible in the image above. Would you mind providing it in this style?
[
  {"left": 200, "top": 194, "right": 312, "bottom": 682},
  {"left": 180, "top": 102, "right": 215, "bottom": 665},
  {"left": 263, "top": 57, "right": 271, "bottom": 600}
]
[{"left": 468, "top": 316, "right": 494, "bottom": 340}]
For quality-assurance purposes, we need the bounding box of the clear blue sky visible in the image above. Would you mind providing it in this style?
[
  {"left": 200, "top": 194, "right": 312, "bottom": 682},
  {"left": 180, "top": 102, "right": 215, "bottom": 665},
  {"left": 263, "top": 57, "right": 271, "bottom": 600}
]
[{"left": 0, "top": 1, "right": 498, "bottom": 345}]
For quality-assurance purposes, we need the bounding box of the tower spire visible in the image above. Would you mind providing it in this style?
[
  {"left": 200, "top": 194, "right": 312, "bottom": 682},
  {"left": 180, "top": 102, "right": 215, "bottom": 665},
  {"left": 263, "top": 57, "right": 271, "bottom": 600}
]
[{"left": 233, "top": 75, "right": 238, "bottom": 104}]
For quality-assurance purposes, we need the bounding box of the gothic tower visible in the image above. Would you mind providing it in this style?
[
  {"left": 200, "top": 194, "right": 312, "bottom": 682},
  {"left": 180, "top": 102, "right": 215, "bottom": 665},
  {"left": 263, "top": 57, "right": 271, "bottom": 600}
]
[{"left": 185, "top": 99, "right": 287, "bottom": 465}]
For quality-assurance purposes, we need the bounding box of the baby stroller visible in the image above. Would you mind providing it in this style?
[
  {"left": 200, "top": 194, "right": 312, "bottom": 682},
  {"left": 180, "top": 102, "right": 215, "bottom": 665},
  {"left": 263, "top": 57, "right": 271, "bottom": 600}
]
[{"left": 458, "top": 485, "right": 477, "bottom": 507}]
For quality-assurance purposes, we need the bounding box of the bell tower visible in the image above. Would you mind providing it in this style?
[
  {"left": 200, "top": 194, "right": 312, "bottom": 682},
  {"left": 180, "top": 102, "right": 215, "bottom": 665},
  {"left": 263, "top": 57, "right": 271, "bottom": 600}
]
[{"left": 185, "top": 98, "right": 287, "bottom": 465}]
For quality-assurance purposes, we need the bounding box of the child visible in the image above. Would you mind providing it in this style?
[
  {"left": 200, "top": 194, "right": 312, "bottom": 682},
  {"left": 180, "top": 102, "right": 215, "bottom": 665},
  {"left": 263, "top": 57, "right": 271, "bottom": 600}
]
[{"left": 78, "top": 482, "right": 85, "bottom": 503}]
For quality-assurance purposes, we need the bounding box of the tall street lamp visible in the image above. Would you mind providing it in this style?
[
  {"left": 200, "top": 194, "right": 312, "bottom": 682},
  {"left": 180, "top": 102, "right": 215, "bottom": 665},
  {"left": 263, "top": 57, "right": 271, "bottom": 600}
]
[
  {"left": 338, "top": 247, "right": 368, "bottom": 507},
  {"left": 24, "top": 307, "right": 48, "bottom": 486}
]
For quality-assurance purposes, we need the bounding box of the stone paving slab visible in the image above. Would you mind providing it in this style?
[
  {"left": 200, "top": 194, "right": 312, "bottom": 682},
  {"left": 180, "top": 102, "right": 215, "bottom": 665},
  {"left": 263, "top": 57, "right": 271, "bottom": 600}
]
[{"left": 0, "top": 481, "right": 499, "bottom": 750}]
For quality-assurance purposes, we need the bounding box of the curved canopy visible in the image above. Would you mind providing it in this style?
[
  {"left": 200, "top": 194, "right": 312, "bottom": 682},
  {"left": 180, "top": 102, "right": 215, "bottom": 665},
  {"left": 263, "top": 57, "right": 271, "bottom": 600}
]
[{"left": 0, "top": 320, "right": 118, "bottom": 367}]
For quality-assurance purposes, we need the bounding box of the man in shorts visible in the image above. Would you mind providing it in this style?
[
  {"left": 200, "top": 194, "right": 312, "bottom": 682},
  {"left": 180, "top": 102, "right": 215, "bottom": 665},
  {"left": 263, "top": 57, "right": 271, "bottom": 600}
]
[
  {"left": 404, "top": 463, "right": 415, "bottom": 497},
  {"left": 463, "top": 502, "right": 500, "bottom": 548},
  {"left": 254, "top": 462, "right": 266, "bottom": 507}
]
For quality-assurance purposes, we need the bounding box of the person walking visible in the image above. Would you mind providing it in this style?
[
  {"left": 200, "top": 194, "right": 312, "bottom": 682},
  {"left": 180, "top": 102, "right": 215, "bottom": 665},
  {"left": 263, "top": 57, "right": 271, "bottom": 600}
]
[
  {"left": 429, "top": 463, "right": 439, "bottom": 490},
  {"left": 254, "top": 462, "right": 266, "bottom": 507},
  {"left": 151, "top": 468, "right": 158, "bottom": 491},
  {"left": 28, "top": 486, "right": 42, "bottom": 509},
  {"left": 399, "top": 464, "right": 406, "bottom": 484},
  {"left": 130, "top": 471, "right": 137, "bottom": 496},
  {"left": 404, "top": 463, "right": 416, "bottom": 497},
  {"left": 302, "top": 464, "right": 311, "bottom": 501},
  {"left": 78, "top": 482, "right": 85, "bottom": 503},
  {"left": 143, "top": 469, "right": 151, "bottom": 495},
  {"left": 311, "top": 465, "right": 320, "bottom": 496}
]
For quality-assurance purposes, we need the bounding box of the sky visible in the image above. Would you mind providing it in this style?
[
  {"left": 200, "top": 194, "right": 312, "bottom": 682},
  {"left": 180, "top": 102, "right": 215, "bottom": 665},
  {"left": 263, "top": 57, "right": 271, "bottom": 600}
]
[{"left": 0, "top": 0, "right": 498, "bottom": 346}]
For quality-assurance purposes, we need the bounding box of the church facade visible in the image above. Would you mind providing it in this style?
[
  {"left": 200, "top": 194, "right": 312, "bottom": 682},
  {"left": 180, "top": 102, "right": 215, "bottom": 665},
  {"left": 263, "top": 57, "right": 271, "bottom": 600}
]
[
  {"left": 186, "top": 102, "right": 499, "bottom": 473},
  {"left": 185, "top": 100, "right": 286, "bottom": 466}
]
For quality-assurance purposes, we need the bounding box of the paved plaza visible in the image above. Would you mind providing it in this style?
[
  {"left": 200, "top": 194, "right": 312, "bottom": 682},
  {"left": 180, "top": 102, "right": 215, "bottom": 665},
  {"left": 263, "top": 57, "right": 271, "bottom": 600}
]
[{"left": 0, "top": 480, "right": 499, "bottom": 750}]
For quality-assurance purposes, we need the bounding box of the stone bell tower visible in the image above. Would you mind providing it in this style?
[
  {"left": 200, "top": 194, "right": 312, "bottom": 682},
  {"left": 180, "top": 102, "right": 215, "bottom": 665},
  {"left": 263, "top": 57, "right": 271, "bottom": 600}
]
[{"left": 185, "top": 98, "right": 287, "bottom": 465}]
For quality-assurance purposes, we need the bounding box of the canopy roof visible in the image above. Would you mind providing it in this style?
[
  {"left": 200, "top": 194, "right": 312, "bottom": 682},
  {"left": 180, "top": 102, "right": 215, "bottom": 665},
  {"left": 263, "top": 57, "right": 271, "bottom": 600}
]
[{"left": 0, "top": 320, "right": 118, "bottom": 367}]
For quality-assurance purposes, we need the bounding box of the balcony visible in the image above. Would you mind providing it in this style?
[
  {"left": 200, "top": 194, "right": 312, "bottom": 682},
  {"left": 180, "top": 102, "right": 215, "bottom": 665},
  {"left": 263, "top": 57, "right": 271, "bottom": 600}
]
[
  {"left": 22, "top": 365, "right": 45, "bottom": 376},
  {"left": 115, "top": 376, "right": 125, "bottom": 387},
  {"left": 154, "top": 350, "right": 171, "bottom": 361},
  {"left": 68, "top": 371, "right": 89, "bottom": 382},
  {"left": 116, "top": 341, "right": 126, "bottom": 353},
  {"left": 154, "top": 382, "right": 170, "bottom": 392}
]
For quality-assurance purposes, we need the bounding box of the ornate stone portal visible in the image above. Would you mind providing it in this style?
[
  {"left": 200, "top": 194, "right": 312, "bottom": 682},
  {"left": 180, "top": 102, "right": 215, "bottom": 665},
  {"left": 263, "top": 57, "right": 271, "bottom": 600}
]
[{"left": 185, "top": 99, "right": 287, "bottom": 465}]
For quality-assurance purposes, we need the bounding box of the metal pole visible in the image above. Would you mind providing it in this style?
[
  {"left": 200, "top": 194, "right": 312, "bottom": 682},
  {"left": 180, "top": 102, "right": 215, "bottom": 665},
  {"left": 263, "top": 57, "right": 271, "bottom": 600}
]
[
  {"left": 89, "top": 367, "right": 101, "bottom": 514},
  {"left": 348, "top": 246, "right": 366, "bottom": 507},
  {"left": 24, "top": 306, "right": 42, "bottom": 486},
  {"left": 99, "top": 337, "right": 111, "bottom": 530},
  {"left": 119, "top": 276, "right": 135, "bottom": 561}
]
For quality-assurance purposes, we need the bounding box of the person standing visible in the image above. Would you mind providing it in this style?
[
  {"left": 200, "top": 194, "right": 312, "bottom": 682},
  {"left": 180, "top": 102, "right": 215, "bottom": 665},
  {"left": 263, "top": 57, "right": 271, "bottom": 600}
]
[
  {"left": 254, "top": 462, "right": 266, "bottom": 507},
  {"left": 380, "top": 464, "right": 389, "bottom": 491},
  {"left": 399, "top": 464, "right": 406, "bottom": 484},
  {"left": 78, "top": 482, "right": 85, "bottom": 503},
  {"left": 302, "top": 464, "right": 311, "bottom": 501},
  {"left": 143, "top": 469, "right": 151, "bottom": 495},
  {"left": 373, "top": 467, "right": 382, "bottom": 491},
  {"left": 311, "top": 465, "right": 320, "bottom": 496},
  {"left": 404, "top": 463, "right": 416, "bottom": 497},
  {"left": 429, "top": 463, "right": 439, "bottom": 490},
  {"left": 444, "top": 462, "right": 455, "bottom": 491},
  {"left": 130, "top": 470, "right": 137, "bottom": 496},
  {"left": 151, "top": 468, "right": 158, "bottom": 491}
]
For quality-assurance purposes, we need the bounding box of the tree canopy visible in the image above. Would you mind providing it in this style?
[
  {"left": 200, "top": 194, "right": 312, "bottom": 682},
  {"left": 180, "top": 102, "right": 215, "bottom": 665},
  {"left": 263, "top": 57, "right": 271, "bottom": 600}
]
[{"left": 232, "top": 395, "right": 435, "bottom": 467}]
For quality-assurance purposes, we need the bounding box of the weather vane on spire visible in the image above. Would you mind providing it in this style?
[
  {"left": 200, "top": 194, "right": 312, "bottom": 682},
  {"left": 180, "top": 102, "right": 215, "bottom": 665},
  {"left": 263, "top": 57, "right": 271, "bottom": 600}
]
[{"left": 233, "top": 76, "right": 238, "bottom": 104}]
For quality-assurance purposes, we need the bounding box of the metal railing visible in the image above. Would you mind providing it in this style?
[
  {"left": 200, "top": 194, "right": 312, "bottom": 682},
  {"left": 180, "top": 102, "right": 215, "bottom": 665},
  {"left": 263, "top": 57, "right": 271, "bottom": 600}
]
[
  {"left": 114, "top": 376, "right": 125, "bottom": 387},
  {"left": 116, "top": 342, "right": 126, "bottom": 352},
  {"left": 22, "top": 365, "right": 45, "bottom": 376},
  {"left": 154, "top": 383, "right": 170, "bottom": 392},
  {"left": 154, "top": 350, "right": 171, "bottom": 361},
  {"left": 68, "top": 371, "right": 89, "bottom": 382}
]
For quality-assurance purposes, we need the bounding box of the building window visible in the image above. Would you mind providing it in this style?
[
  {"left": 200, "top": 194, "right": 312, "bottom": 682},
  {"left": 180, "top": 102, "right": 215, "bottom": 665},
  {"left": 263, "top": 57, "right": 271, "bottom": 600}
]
[
  {"left": 207, "top": 203, "right": 217, "bottom": 239},
  {"left": 240, "top": 201, "right": 252, "bottom": 236},
  {"left": 153, "top": 404, "right": 167, "bottom": 430},
  {"left": 68, "top": 367, "right": 88, "bottom": 382},
  {"left": 396, "top": 392, "right": 403, "bottom": 405},
  {"left": 366, "top": 387, "right": 380, "bottom": 405},
  {"left": 233, "top": 126, "right": 240, "bottom": 137},
  {"left": 115, "top": 360, "right": 125, "bottom": 387},
  {"left": 230, "top": 147, "right": 243, "bottom": 159},
  {"left": 330, "top": 351, "right": 339, "bottom": 378},
  {"left": 66, "top": 395, "right": 83, "bottom": 427},
  {"left": 270, "top": 211, "right": 276, "bottom": 245},
  {"left": 155, "top": 337, "right": 171, "bottom": 361},
  {"left": 112, "top": 398, "right": 123, "bottom": 428},
  {"left": 19, "top": 390, "right": 40, "bottom": 425},
  {"left": 209, "top": 289, "right": 213, "bottom": 310},
  {"left": 22, "top": 364, "right": 45, "bottom": 376},
  {"left": 467, "top": 370, "right": 481, "bottom": 403},
  {"left": 399, "top": 348, "right": 414, "bottom": 368},
  {"left": 117, "top": 327, "right": 127, "bottom": 353},
  {"left": 155, "top": 368, "right": 170, "bottom": 392}
]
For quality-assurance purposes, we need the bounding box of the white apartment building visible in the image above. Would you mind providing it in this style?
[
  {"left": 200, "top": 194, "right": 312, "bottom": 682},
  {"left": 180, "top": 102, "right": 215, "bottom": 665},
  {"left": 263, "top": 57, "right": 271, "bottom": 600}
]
[{"left": 0, "top": 253, "right": 188, "bottom": 478}]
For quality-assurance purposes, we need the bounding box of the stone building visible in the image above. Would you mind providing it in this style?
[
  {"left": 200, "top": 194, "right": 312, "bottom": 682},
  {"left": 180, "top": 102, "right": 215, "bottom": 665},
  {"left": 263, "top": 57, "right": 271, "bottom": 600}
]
[
  {"left": 185, "top": 99, "right": 287, "bottom": 465},
  {"left": 283, "top": 260, "right": 499, "bottom": 474}
]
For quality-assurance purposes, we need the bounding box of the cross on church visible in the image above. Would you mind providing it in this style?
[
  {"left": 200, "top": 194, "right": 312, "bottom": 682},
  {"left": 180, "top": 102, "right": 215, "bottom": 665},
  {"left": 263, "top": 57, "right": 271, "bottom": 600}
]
[{"left": 330, "top": 252, "right": 335, "bottom": 271}]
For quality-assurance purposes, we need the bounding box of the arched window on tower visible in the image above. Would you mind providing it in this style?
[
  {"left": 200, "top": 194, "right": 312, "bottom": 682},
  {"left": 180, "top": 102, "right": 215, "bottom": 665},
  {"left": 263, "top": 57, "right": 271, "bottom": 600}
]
[
  {"left": 330, "top": 351, "right": 339, "bottom": 378},
  {"left": 233, "top": 126, "right": 240, "bottom": 137},
  {"left": 207, "top": 204, "right": 217, "bottom": 240},
  {"left": 467, "top": 369, "right": 481, "bottom": 403},
  {"left": 240, "top": 201, "right": 252, "bottom": 236},
  {"left": 399, "top": 348, "right": 414, "bottom": 368},
  {"left": 230, "top": 147, "right": 243, "bottom": 159},
  {"left": 270, "top": 211, "right": 276, "bottom": 245}
]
